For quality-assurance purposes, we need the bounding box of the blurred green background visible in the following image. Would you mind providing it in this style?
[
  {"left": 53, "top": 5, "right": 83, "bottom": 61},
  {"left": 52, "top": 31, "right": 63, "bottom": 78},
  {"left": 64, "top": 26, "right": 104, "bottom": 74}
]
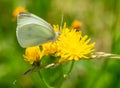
[{"left": 0, "top": 0, "right": 120, "bottom": 88}]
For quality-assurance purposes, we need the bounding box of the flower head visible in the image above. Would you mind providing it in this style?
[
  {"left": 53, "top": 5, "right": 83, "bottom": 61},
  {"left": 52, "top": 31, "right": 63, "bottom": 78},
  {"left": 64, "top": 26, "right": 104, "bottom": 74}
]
[
  {"left": 54, "top": 24, "right": 95, "bottom": 63},
  {"left": 13, "top": 6, "right": 27, "bottom": 19},
  {"left": 72, "top": 20, "right": 82, "bottom": 31},
  {"left": 42, "top": 42, "right": 57, "bottom": 55},
  {"left": 23, "top": 46, "right": 43, "bottom": 64}
]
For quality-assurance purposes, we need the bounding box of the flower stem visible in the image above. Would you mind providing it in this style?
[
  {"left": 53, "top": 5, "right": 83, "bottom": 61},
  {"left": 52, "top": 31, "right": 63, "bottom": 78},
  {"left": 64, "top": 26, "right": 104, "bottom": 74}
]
[
  {"left": 38, "top": 71, "right": 54, "bottom": 88},
  {"left": 64, "top": 61, "right": 75, "bottom": 77}
]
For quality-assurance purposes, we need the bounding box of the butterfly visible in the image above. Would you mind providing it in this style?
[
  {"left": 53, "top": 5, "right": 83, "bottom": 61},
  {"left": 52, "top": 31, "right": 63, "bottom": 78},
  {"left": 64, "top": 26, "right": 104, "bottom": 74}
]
[{"left": 16, "top": 12, "right": 59, "bottom": 48}]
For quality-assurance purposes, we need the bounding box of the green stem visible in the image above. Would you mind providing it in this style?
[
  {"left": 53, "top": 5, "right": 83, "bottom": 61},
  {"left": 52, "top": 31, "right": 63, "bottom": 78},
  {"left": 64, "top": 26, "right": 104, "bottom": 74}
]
[
  {"left": 68, "top": 61, "right": 75, "bottom": 74},
  {"left": 54, "top": 62, "right": 75, "bottom": 88},
  {"left": 64, "top": 61, "right": 75, "bottom": 77},
  {"left": 38, "top": 71, "right": 54, "bottom": 88},
  {"left": 38, "top": 74, "right": 46, "bottom": 88}
]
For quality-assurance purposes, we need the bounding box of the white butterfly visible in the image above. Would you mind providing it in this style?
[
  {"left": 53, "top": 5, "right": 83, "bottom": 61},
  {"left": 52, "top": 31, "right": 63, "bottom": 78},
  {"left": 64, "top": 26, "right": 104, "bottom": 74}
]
[{"left": 16, "top": 12, "right": 59, "bottom": 48}]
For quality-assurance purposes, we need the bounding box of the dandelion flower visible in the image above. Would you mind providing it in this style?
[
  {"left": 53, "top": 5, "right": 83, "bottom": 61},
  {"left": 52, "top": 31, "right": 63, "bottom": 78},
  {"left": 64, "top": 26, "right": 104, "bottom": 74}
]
[
  {"left": 72, "top": 20, "right": 82, "bottom": 31},
  {"left": 23, "top": 46, "right": 43, "bottom": 64},
  {"left": 54, "top": 24, "right": 95, "bottom": 63},
  {"left": 42, "top": 42, "right": 57, "bottom": 55},
  {"left": 13, "top": 6, "right": 27, "bottom": 19}
]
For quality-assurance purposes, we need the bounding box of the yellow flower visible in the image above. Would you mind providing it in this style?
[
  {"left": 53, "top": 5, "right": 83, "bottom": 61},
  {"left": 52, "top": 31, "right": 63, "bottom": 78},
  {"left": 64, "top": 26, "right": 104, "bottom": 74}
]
[
  {"left": 42, "top": 42, "right": 57, "bottom": 55},
  {"left": 72, "top": 20, "right": 82, "bottom": 31},
  {"left": 54, "top": 24, "right": 95, "bottom": 63},
  {"left": 23, "top": 46, "right": 43, "bottom": 64},
  {"left": 13, "top": 6, "right": 27, "bottom": 19}
]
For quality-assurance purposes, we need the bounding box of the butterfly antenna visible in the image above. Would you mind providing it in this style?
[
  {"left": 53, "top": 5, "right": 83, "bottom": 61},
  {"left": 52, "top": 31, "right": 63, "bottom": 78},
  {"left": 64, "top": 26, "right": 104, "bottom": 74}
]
[
  {"left": 55, "top": 13, "right": 64, "bottom": 37},
  {"left": 60, "top": 13, "right": 64, "bottom": 29}
]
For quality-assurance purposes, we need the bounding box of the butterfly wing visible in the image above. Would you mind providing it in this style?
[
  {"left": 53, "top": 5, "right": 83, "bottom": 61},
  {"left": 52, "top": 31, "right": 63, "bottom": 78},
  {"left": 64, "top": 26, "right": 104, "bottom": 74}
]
[{"left": 16, "top": 12, "right": 55, "bottom": 48}]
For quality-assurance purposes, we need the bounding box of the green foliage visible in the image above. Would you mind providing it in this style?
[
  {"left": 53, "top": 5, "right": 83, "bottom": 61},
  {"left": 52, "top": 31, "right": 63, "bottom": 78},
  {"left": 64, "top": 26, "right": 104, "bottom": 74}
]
[{"left": 0, "top": 0, "right": 120, "bottom": 88}]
